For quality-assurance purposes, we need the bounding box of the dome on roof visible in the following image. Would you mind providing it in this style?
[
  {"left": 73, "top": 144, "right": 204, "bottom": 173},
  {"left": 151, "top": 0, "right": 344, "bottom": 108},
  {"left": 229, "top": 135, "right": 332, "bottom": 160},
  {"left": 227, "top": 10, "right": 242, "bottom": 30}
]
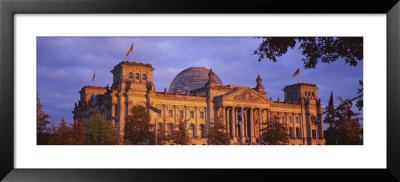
[{"left": 168, "top": 67, "right": 223, "bottom": 93}]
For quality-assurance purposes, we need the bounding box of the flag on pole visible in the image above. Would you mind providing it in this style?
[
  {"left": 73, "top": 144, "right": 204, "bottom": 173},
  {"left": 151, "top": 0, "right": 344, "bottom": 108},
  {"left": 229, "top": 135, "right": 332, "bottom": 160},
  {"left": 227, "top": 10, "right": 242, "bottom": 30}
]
[
  {"left": 293, "top": 68, "right": 300, "bottom": 77},
  {"left": 126, "top": 43, "right": 134, "bottom": 56},
  {"left": 255, "top": 119, "right": 258, "bottom": 125},
  {"left": 92, "top": 71, "right": 96, "bottom": 82}
]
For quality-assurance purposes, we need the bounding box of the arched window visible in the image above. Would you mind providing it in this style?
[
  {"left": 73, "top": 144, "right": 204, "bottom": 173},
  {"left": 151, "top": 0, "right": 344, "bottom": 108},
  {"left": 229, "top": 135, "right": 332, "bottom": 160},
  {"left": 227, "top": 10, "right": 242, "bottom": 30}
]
[
  {"left": 142, "top": 73, "right": 147, "bottom": 80},
  {"left": 200, "top": 124, "right": 205, "bottom": 138},
  {"left": 189, "top": 124, "right": 195, "bottom": 137},
  {"left": 200, "top": 112, "right": 204, "bottom": 119},
  {"left": 179, "top": 110, "right": 184, "bottom": 118},
  {"left": 167, "top": 123, "right": 174, "bottom": 137},
  {"left": 129, "top": 72, "right": 133, "bottom": 79},
  {"left": 168, "top": 110, "right": 173, "bottom": 117},
  {"left": 135, "top": 73, "right": 140, "bottom": 80},
  {"left": 312, "top": 92, "right": 315, "bottom": 97}
]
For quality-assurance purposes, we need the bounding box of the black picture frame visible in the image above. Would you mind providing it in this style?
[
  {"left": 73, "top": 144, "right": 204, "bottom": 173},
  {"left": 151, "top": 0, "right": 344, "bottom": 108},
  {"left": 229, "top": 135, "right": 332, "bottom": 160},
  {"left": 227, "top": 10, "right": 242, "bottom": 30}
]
[{"left": 1, "top": 0, "right": 399, "bottom": 181}]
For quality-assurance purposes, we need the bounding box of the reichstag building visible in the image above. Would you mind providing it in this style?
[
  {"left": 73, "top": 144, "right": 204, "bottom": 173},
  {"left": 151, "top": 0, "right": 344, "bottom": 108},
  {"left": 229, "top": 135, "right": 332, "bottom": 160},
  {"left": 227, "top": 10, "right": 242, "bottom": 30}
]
[{"left": 73, "top": 61, "right": 326, "bottom": 145}]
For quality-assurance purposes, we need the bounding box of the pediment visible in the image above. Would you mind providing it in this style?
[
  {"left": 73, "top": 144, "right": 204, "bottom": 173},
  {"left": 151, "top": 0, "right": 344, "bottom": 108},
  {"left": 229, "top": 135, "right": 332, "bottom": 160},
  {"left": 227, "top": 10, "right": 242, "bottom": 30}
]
[{"left": 223, "top": 88, "right": 270, "bottom": 103}]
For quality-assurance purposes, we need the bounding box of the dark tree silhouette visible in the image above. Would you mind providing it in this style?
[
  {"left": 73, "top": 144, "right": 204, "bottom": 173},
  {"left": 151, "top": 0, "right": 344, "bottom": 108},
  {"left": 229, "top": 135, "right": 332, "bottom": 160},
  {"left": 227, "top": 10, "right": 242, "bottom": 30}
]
[
  {"left": 254, "top": 37, "right": 363, "bottom": 69},
  {"left": 324, "top": 97, "right": 362, "bottom": 145},
  {"left": 37, "top": 95, "right": 50, "bottom": 145}
]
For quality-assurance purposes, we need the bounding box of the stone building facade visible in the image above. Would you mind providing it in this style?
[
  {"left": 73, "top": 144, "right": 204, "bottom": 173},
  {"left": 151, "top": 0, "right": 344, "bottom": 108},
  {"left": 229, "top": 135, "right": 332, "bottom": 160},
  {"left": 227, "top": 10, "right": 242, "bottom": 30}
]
[{"left": 73, "top": 61, "right": 326, "bottom": 145}]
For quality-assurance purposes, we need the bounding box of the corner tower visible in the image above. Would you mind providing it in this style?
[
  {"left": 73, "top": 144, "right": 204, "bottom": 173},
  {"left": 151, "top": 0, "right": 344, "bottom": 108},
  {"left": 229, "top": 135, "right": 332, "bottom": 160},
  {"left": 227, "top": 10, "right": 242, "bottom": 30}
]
[
  {"left": 283, "top": 83, "right": 318, "bottom": 103},
  {"left": 110, "top": 61, "right": 155, "bottom": 144}
]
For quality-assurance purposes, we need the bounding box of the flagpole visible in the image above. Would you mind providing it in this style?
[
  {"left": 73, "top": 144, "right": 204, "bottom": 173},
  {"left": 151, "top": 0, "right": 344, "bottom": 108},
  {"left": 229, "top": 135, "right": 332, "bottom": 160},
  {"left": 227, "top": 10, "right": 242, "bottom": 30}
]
[{"left": 132, "top": 40, "right": 135, "bottom": 62}]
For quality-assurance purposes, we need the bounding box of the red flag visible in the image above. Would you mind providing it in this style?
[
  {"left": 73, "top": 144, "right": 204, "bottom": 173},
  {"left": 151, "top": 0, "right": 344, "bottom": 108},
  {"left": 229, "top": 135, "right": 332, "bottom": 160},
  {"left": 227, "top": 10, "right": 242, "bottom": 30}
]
[
  {"left": 255, "top": 119, "right": 258, "bottom": 125},
  {"left": 125, "top": 43, "right": 133, "bottom": 56},
  {"left": 293, "top": 68, "right": 300, "bottom": 77}
]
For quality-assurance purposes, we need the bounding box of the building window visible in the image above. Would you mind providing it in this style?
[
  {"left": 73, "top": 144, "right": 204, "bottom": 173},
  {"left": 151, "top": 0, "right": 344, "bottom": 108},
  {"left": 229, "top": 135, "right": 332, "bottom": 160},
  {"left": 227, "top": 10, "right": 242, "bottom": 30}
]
[
  {"left": 167, "top": 123, "right": 174, "bottom": 137},
  {"left": 179, "top": 111, "right": 184, "bottom": 118},
  {"left": 157, "top": 123, "right": 162, "bottom": 130},
  {"left": 296, "top": 127, "right": 301, "bottom": 139},
  {"left": 129, "top": 72, "right": 133, "bottom": 79},
  {"left": 189, "top": 124, "right": 195, "bottom": 137},
  {"left": 281, "top": 116, "right": 285, "bottom": 122},
  {"left": 289, "top": 116, "right": 292, "bottom": 122},
  {"left": 200, "top": 112, "right": 204, "bottom": 119},
  {"left": 190, "top": 111, "right": 194, "bottom": 118},
  {"left": 158, "top": 111, "right": 162, "bottom": 117},
  {"left": 296, "top": 117, "right": 299, "bottom": 123},
  {"left": 312, "top": 130, "right": 317, "bottom": 139},
  {"left": 312, "top": 92, "right": 315, "bottom": 97},
  {"left": 168, "top": 110, "right": 173, "bottom": 117},
  {"left": 200, "top": 124, "right": 205, "bottom": 138},
  {"left": 304, "top": 91, "right": 307, "bottom": 96},
  {"left": 135, "top": 73, "right": 140, "bottom": 80},
  {"left": 289, "top": 127, "right": 294, "bottom": 139},
  {"left": 143, "top": 73, "right": 147, "bottom": 80}
]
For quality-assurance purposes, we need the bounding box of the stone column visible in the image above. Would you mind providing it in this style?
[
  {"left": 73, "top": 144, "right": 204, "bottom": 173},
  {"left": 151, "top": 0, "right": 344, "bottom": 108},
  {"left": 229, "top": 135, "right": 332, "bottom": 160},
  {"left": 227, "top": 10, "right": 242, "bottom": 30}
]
[
  {"left": 292, "top": 113, "right": 295, "bottom": 140},
  {"left": 111, "top": 95, "right": 116, "bottom": 126},
  {"left": 195, "top": 107, "right": 198, "bottom": 138},
  {"left": 173, "top": 105, "right": 177, "bottom": 130},
  {"left": 258, "top": 108, "right": 262, "bottom": 140},
  {"left": 244, "top": 108, "right": 247, "bottom": 137},
  {"left": 235, "top": 108, "right": 239, "bottom": 139},
  {"left": 162, "top": 105, "right": 166, "bottom": 126},
  {"left": 119, "top": 94, "right": 126, "bottom": 143},
  {"left": 185, "top": 106, "right": 187, "bottom": 120},
  {"left": 230, "top": 107, "right": 235, "bottom": 138},
  {"left": 225, "top": 107, "right": 229, "bottom": 134},
  {"left": 241, "top": 108, "right": 246, "bottom": 144},
  {"left": 250, "top": 107, "right": 254, "bottom": 142},
  {"left": 221, "top": 106, "right": 225, "bottom": 133},
  {"left": 111, "top": 94, "right": 117, "bottom": 144}
]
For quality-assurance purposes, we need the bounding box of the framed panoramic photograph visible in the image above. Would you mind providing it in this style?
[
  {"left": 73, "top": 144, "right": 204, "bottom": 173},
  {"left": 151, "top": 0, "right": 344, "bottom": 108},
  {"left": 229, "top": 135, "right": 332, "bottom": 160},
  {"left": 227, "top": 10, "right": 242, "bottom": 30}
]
[{"left": 1, "top": 0, "right": 400, "bottom": 181}]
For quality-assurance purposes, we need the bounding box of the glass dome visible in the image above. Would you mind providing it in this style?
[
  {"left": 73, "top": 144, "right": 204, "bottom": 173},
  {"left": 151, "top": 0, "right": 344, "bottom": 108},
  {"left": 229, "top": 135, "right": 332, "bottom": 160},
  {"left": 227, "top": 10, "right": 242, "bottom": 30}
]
[{"left": 168, "top": 67, "right": 223, "bottom": 93}]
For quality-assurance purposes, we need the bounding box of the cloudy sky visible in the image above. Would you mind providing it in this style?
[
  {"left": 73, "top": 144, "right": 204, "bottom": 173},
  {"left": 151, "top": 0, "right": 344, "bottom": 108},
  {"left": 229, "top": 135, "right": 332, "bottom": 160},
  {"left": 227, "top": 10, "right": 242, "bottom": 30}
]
[{"left": 37, "top": 37, "right": 363, "bottom": 127}]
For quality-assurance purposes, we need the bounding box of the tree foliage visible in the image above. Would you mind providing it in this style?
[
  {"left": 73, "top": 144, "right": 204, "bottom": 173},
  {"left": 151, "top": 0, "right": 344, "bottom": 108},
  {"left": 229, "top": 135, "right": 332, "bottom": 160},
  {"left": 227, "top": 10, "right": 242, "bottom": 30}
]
[
  {"left": 156, "top": 124, "right": 168, "bottom": 145},
  {"left": 85, "top": 111, "right": 114, "bottom": 145},
  {"left": 172, "top": 118, "right": 190, "bottom": 145},
  {"left": 71, "top": 119, "right": 87, "bottom": 145},
  {"left": 37, "top": 95, "right": 50, "bottom": 145},
  {"left": 124, "top": 105, "right": 153, "bottom": 145},
  {"left": 57, "top": 119, "right": 71, "bottom": 145},
  {"left": 48, "top": 121, "right": 59, "bottom": 145},
  {"left": 324, "top": 97, "right": 362, "bottom": 145},
  {"left": 261, "top": 121, "right": 289, "bottom": 145},
  {"left": 254, "top": 37, "right": 363, "bottom": 69},
  {"left": 207, "top": 119, "right": 230, "bottom": 145}
]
